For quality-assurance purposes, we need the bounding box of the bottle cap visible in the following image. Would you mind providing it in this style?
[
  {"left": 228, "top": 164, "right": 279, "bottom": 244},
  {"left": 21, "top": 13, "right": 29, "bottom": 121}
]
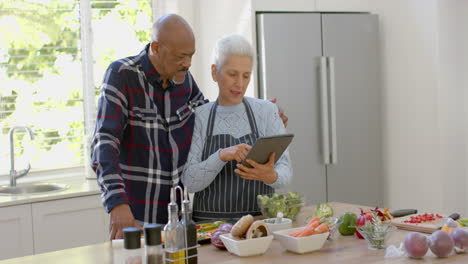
[
  {"left": 144, "top": 224, "right": 162, "bottom": 246},
  {"left": 123, "top": 227, "right": 141, "bottom": 249}
]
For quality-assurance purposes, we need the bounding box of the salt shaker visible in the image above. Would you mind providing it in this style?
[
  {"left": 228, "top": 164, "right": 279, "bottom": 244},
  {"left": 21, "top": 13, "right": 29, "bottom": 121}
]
[
  {"left": 123, "top": 227, "right": 143, "bottom": 264},
  {"left": 144, "top": 224, "right": 163, "bottom": 264}
]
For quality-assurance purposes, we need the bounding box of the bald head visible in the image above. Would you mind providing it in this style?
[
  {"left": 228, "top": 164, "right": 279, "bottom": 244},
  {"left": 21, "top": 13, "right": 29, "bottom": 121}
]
[
  {"left": 148, "top": 14, "right": 196, "bottom": 86},
  {"left": 151, "top": 14, "right": 194, "bottom": 44}
]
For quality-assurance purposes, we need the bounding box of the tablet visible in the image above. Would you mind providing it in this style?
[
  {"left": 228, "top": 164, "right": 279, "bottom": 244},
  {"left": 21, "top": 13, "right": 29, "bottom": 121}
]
[{"left": 241, "top": 133, "right": 294, "bottom": 168}]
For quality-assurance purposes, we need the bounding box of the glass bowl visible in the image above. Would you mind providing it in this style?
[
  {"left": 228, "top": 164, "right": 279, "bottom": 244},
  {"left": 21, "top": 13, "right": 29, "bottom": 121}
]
[
  {"left": 257, "top": 193, "right": 305, "bottom": 221},
  {"left": 358, "top": 224, "right": 396, "bottom": 250}
]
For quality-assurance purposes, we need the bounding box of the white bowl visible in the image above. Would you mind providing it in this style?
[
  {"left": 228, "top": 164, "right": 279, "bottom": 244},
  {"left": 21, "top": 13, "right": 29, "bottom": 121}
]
[
  {"left": 263, "top": 218, "right": 293, "bottom": 233},
  {"left": 273, "top": 227, "right": 329, "bottom": 254},
  {"left": 220, "top": 233, "right": 273, "bottom": 257}
]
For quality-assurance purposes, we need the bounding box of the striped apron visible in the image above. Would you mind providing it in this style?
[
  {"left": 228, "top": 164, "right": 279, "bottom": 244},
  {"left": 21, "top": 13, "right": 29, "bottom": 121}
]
[{"left": 193, "top": 99, "right": 274, "bottom": 220}]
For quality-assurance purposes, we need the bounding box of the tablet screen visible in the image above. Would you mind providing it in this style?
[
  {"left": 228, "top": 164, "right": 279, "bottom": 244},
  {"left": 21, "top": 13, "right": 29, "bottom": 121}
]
[{"left": 241, "top": 133, "right": 294, "bottom": 168}]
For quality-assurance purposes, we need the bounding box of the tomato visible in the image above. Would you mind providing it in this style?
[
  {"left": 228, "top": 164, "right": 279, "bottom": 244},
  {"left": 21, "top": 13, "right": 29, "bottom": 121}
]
[{"left": 403, "top": 213, "right": 443, "bottom": 224}]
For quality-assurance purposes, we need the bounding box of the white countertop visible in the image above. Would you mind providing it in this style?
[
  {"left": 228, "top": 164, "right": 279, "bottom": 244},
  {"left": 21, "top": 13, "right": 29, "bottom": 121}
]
[{"left": 0, "top": 174, "right": 101, "bottom": 207}]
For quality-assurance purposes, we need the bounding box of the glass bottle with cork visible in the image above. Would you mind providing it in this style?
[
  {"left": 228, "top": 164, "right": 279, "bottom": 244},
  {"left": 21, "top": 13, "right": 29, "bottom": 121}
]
[
  {"left": 164, "top": 187, "right": 185, "bottom": 264},
  {"left": 180, "top": 187, "right": 197, "bottom": 264}
]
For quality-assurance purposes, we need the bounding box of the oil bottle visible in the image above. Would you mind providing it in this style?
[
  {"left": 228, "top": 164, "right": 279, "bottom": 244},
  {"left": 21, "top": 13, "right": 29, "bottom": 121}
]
[
  {"left": 164, "top": 187, "right": 185, "bottom": 264},
  {"left": 180, "top": 187, "right": 197, "bottom": 264}
]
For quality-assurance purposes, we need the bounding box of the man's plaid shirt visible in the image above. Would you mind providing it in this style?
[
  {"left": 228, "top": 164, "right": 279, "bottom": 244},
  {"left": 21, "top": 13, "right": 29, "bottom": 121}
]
[{"left": 91, "top": 44, "right": 206, "bottom": 224}]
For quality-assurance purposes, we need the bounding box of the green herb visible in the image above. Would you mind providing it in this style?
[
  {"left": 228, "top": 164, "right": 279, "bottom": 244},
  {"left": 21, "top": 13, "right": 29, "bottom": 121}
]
[{"left": 352, "top": 211, "right": 395, "bottom": 249}]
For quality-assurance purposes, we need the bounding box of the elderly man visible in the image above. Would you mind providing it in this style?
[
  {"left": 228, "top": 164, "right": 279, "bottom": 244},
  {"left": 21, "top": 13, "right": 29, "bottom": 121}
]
[{"left": 91, "top": 14, "right": 287, "bottom": 239}]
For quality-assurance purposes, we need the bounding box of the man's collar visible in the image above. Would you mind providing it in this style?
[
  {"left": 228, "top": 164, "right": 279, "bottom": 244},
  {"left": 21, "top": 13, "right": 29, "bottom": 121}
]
[
  {"left": 141, "top": 43, "right": 164, "bottom": 85},
  {"left": 140, "top": 43, "right": 182, "bottom": 89}
]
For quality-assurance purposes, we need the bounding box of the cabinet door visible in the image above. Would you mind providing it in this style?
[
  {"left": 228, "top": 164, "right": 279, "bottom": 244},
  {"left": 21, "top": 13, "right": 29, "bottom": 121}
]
[
  {"left": 0, "top": 204, "right": 34, "bottom": 260},
  {"left": 322, "top": 14, "right": 383, "bottom": 206},
  {"left": 257, "top": 13, "right": 326, "bottom": 204},
  {"left": 32, "top": 195, "right": 108, "bottom": 254}
]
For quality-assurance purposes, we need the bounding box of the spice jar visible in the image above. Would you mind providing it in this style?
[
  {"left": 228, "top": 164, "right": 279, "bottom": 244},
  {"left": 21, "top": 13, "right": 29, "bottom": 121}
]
[
  {"left": 144, "top": 224, "right": 163, "bottom": 264},
  {"left": 123, "top": 227, "right": 143, "bottom": 264}
]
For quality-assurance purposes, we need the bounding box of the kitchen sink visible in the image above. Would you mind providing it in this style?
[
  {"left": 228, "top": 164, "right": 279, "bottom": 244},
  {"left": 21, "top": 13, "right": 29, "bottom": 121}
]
[{"left": 0, "top": 183, "right": 69, "bottom": 195}]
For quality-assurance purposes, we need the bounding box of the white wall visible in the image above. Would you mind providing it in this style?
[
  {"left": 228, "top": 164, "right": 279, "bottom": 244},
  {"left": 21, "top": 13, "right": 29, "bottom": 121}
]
[
  {"left": 436, "top": 0, "right": 468, "bottom": 215},
  {"left": 369, "top": 0, "right": 444, "bottom": 212},
  {"left": 369, "top": 0, "right": 468, "bottom": 214},
  {"left": 191, "top": 0, "right": 254, "bottom": 101}
]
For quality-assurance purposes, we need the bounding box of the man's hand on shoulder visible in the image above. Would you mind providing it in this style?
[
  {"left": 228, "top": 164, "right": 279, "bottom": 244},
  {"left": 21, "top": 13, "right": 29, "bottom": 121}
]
[
  {"left": 269, "top": 97, "right": 288, "bottom": 127},
  {"left": 109, "top": 203, "right": 142, "bottom": 240}
]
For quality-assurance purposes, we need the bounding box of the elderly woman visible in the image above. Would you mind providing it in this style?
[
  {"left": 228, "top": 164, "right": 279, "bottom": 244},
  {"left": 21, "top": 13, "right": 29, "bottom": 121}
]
[{"left": 181, "top": 35, "right": 292, "bottom": 220}]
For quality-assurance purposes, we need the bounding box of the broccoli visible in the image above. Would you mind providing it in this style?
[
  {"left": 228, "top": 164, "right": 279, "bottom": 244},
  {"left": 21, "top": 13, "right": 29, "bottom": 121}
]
[{"left": 257, "top": 192, "right": 303, "bottom": 220}]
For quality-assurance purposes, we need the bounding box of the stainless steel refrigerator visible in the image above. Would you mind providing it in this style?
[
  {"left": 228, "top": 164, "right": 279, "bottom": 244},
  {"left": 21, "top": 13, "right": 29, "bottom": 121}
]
[{"left": 256, "top": 13, "right": 382, "bottom": 206}]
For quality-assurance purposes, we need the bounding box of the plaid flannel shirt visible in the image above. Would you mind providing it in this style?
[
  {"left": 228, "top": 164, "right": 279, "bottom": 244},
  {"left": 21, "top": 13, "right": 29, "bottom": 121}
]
[{"left": 91, "top": 44, "right": 206, "bottom": 224}]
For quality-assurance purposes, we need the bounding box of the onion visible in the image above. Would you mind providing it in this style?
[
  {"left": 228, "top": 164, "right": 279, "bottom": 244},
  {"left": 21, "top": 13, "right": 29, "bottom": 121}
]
[
  {"left": 429, "top": 230, "right": 454, "bottom": 258},
  {"left": 211, "top": 230, "right": 228, "bottom": 250},
  {"left": 404, "top": 232, "right": 429, "bottom": 258},
  {"left": 445, "top": 218, "right": 459, "bottom": 229},
  {"left": 218, "top": 224, "right": 233, "bottom": 233},
  {"left": 451, "top": 228, "right": 468, "bottom": 251}
]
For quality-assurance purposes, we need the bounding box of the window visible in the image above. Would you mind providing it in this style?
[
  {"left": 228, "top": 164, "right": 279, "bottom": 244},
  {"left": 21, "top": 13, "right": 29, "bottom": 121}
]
[{"left": 0, "top": 0, "right": 174, "bottom": 177}]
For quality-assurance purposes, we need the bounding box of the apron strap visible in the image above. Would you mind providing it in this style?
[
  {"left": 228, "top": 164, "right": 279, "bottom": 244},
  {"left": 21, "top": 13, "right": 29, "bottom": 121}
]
[
  {"left": 242, "top": 98, "right": 259, "bottom": 137},
  {"left": 206, "top": 101, "right": 218, "bottom": 137}
]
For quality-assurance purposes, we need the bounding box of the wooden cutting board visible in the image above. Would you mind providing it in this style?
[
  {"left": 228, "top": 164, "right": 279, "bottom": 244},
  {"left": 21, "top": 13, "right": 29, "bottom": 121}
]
[{"left": 391, "top": 214, "right": 446, "bottom": 233}]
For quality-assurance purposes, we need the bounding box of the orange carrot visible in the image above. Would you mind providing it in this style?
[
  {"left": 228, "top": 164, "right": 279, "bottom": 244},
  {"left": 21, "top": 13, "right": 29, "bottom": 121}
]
[
  {"left": 288, "top": 217, "right": 322, "bottom": 237},
  {"left": 304, "top": 218, "right": 320, "bottom": 230},
  {"left": 314, "top": 223, "right": 330, "bottom": 234},
  {"left": 307, "top": 217, "right": 321, "bottom": 226},
  {"left": 296, "top": 228, "right": 318, "bottom": 237},
  {"left": 290, "top": 220, "right": 320, "bottom": 237},
  {"left": 289, "top": 229, "right": 305, "bottom": 237}
]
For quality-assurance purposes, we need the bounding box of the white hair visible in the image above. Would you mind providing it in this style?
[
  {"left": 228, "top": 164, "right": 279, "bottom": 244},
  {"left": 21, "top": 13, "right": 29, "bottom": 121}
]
[{"left": 213, "top": 34, "right": 254, "bottom": 71}]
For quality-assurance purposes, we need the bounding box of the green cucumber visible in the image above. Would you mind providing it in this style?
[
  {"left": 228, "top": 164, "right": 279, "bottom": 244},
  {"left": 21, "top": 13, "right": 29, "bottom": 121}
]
[
  {"left": 459, "top": 219, "right": 468, "bottom": 227},
  {"left": 390, "top": 209, "right": 418, "bottom": 218}
]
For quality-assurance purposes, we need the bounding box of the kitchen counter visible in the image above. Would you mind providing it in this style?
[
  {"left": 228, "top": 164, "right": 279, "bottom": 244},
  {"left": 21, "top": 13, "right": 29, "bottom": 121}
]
[
  {"left": 0, "top": 176, "right": 101, "bottom": 207},
  {"left": 1, "top": 202, "right": 466, "bottom": 264}
]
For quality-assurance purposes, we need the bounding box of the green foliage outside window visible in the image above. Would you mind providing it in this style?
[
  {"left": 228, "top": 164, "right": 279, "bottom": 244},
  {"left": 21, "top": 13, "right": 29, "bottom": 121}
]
[{"left": 0, "top": 0, "right": 152, "bottom": 174}]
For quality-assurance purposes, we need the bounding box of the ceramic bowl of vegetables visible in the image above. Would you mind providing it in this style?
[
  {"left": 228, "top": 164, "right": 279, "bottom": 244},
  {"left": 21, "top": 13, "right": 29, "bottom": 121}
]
[
  {"left": 220, "top": 215, "right": 274, "bottom": 257},
  {"left": 257, "top": 192, "right": 304, "bottom": 220},
  {"left": 273, "top": 216, "right": 330, "bottom": 254}
]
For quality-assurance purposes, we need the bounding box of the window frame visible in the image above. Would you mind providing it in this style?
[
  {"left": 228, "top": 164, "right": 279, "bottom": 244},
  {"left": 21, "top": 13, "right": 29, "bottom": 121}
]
[{"left": 0, "top": 0, "right": 163, "bottom": 181}]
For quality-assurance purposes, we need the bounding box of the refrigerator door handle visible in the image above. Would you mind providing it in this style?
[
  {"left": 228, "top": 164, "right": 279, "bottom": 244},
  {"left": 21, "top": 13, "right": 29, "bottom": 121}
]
[
  {"left": 328, "top": 57, "right": 338, "bottom": 164},
  {"left": 319, "top": 56, "right": 330, "bottom": 164}
]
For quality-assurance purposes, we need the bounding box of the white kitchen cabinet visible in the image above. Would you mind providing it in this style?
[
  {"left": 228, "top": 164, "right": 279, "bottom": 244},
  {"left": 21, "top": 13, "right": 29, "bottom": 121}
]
[
  {"left": 32, "top": 195, "right": 108, "bottom": 254},
  {"left": 0, "top": 204, "right": 34, "bottom": 260}
]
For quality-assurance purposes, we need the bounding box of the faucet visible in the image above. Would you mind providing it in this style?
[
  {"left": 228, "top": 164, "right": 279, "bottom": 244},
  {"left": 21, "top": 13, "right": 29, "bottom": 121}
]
[{"left": 9, "top": 126, "right": 35, "bottom": 187}]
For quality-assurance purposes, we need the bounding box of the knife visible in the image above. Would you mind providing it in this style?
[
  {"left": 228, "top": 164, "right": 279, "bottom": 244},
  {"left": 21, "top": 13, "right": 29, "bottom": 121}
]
[
  {"left": 390, "top": 209, "right": 418, "bottom": 218},
  {"left": 436, "top": 213, "right": 461, "bottom": 229}
]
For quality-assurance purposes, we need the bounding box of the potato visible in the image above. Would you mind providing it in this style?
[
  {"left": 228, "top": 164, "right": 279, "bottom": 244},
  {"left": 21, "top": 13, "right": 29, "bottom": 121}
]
[
  {"left": 429, "top": 230, "right": 454, "bottom": 258},
  {"left": 403, "top": 232, "right": 428, "bottom": 258}
]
